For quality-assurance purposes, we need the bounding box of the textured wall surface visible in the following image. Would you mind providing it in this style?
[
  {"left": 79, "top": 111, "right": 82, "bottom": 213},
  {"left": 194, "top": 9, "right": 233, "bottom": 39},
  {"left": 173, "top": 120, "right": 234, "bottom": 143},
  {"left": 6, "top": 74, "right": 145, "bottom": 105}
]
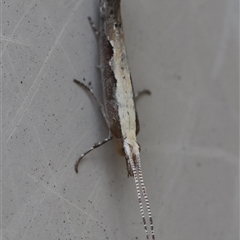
[{"left": 2, "top": 0, "right": 238, "bottom": 239}]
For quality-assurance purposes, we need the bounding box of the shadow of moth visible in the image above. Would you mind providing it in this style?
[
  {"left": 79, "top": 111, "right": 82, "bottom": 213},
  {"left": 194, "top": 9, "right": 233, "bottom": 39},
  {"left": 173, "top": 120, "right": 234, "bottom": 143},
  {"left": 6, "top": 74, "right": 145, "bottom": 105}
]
[{"left": 74, "top": 1, "right": 155, "bottom": 239}]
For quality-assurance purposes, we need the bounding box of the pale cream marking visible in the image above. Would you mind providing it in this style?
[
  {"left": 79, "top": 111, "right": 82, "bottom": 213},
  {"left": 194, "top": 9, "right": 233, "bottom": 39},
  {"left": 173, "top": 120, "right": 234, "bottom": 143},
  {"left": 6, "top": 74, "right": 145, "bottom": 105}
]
[
  {"left": 124, "top": 137, "right": 140, "bottom": 160},
  {"left": 108, "top": 24, "right": 137, "bottom": 143}
]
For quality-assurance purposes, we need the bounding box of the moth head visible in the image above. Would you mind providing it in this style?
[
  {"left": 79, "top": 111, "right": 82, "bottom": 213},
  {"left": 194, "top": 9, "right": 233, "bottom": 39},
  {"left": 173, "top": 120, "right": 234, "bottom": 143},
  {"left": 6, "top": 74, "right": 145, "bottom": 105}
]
[
  {"left": 122, "top": 139, "right": 141, "bottom": 177},
  {"left": 117, "top": 138, "right": 141, "bottom": 158}
]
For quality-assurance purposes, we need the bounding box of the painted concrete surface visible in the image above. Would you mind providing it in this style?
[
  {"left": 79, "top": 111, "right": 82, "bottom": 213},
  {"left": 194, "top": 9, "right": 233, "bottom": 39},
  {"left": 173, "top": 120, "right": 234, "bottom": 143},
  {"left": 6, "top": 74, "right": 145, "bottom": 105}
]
[{"left": 3, "top": 0, "right": 238, "bottom": 239}]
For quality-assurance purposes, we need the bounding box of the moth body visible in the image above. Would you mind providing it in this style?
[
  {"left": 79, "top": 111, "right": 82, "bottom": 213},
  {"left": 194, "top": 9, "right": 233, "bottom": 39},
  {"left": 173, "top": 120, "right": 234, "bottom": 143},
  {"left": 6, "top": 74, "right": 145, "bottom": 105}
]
[
  {"left": 74, "top": 1, "right": 155, "bottom": 239},
  {"left": 98, "top": 0, "right": 140, "bottom": 175}
]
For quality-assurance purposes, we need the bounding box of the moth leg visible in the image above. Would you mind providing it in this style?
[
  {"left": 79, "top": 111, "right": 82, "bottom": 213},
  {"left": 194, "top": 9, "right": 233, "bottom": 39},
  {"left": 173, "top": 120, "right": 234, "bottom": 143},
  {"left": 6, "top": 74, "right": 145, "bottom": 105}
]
[
  {"left": 135, "top": 89, "right": 151, "bottom": 101},
  {"left": 75, "top": 134, "right": 113, "bottom": 173},
  {"left": 88, "top": 17, "right": 99, "bottom": 39},
  {"left": 73, "top": 79, "right": 107, "bottom": 121}
]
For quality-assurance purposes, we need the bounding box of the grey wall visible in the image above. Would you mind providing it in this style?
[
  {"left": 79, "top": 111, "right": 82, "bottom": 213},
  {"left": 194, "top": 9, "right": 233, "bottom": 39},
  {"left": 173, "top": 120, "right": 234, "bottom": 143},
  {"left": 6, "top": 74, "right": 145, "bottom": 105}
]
[{"left": 3, "top": 0, "right": 238, "bottom": 239}]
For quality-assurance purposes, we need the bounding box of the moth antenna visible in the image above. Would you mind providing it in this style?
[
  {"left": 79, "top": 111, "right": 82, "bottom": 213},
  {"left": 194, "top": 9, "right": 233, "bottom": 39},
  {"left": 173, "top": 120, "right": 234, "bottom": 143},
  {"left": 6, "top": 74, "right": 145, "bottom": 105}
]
[
  {"left": 127, "top": 151, "right": 149, "bottom": 239},
  {"left": 136, "top": 154, "right": 155, "bottom": 240}
]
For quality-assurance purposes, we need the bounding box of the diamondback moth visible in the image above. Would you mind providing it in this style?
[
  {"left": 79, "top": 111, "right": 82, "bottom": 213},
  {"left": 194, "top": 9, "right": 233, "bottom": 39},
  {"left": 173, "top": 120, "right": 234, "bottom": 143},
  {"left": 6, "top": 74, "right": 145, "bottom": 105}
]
[{"left": 74, "top": 1, "right": 155, "bottom": 239}]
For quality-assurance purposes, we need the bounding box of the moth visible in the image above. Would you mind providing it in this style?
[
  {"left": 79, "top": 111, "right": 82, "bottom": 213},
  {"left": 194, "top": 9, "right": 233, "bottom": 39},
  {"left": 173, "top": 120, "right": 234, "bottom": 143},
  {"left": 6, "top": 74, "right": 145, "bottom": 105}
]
[{"left": 74, "top": 1, "right": 155, "bottom": 239}]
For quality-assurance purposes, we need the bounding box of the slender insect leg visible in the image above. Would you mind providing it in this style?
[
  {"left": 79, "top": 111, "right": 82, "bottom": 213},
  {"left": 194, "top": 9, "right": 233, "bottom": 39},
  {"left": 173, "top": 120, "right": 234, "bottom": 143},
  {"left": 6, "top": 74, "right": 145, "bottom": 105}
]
[
  {"left": 88, "top": 17, "right": 99, "bottom": 39},
  {"left": 135, "top": 89, "right": 151, "bottom": 101},
  {"left": 73, "top": 79, "right": 107, "bottom": 121},
  {"left": 75, "top": 134, "right": 113, "bottom": 173}
]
